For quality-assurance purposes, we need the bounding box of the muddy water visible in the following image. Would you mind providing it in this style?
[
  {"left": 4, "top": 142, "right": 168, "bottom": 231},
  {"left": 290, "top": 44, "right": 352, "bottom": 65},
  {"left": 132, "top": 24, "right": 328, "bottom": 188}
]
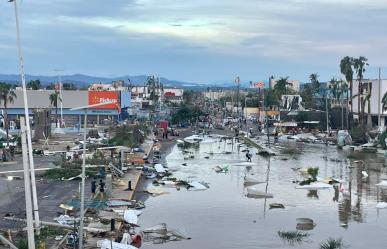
[{"left": 138, "top": 137, "right": 387, "bottom": 249}]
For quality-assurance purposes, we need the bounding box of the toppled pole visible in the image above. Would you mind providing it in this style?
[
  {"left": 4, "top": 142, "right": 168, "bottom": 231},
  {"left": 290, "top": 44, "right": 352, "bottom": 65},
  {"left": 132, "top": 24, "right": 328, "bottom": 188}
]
[{"left": 0, "top": 234, "right": 18, "bottom": 249}]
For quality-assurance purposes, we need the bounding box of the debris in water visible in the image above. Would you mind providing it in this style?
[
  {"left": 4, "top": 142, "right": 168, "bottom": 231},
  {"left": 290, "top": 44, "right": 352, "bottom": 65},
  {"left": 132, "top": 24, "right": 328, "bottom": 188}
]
[
  {"left": 376, "top": 202, "right": 387, "bottom": 209},
  {"left": 269, "top": 203, "right": 285, "bottom": 209},
  {"left": 141, "top": 223, "right": 191, "bottom": 244},
  {"left": 246, "top": 187, "right": 273, "bottom": 198},
  {"left": 296, "top": 218, "right": 316, "bottom": 231}
]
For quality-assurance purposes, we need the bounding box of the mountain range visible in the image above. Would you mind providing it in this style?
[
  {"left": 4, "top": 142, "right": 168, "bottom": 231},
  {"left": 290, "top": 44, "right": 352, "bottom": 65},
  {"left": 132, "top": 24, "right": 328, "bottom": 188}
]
[{"left": 0, "top": 73, "right": 205, "bottom": 88}]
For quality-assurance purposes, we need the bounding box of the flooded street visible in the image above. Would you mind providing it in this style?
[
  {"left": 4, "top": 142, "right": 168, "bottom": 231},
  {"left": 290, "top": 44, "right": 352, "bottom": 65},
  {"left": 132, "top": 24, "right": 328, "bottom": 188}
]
[{"left": 138, "top": 136, "right": 387, "bottom": 249}]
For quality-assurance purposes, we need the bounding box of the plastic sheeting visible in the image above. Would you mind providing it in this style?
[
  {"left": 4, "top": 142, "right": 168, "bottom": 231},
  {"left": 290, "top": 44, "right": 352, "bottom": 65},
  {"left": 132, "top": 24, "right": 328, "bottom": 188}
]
[{"left": 97, "top": 239, "right": 137, "bottom": 249}]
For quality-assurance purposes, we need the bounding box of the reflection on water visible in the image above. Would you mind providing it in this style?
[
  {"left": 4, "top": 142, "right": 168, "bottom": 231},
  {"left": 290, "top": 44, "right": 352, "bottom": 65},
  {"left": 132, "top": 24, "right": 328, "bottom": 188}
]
[{"left": 139, "top": 135, "right": 387, "bottom": 249}]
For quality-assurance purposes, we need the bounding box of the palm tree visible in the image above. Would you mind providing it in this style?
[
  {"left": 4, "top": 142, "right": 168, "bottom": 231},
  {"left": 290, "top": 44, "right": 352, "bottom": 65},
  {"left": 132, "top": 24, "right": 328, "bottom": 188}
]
[
  {"left": 309, "top": 73, "right": 320, "bottom": 95},
  {"left": 49, "top": 91, "right": 61, "bottom": 127},
  {"left": 0, "top": 83, "right": 17, "bottom": 145},
  {"left": 353, "top": 56, "right": 369, "bottom": 127},
  {"left": 340, "top": 56, "right": 354, "bottom": 127},
  {"left": 274, "top": 77, "right": 293, "bottom": 99}
]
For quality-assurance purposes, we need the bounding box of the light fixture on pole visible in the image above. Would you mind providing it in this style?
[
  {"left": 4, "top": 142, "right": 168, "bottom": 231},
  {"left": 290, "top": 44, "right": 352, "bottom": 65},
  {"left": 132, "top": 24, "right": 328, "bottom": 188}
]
[
  {"left": 10, "top": 0, "right": 40, "bottom": 233},
  {"left": 70, "top": 101, "right": 114, "bottom": 249}
]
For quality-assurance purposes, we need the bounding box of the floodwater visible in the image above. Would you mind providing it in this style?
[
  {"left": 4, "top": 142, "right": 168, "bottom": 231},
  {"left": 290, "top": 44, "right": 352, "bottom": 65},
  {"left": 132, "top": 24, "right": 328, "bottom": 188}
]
[{"left": 138, "top": 136, "right": 387, "bottom": 249}]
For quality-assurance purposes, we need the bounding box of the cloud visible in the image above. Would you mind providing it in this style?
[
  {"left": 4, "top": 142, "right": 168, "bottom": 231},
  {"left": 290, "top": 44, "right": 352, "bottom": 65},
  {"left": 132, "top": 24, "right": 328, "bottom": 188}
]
[{"left": 0, "top": 0, "right": 387, "bottom": 82}]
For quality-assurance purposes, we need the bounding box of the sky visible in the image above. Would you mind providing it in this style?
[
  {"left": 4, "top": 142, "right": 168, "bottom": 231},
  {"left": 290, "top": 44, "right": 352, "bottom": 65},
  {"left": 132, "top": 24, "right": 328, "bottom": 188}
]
[{"left": 1, "top": 0, "right": 387, "bottom": 84}]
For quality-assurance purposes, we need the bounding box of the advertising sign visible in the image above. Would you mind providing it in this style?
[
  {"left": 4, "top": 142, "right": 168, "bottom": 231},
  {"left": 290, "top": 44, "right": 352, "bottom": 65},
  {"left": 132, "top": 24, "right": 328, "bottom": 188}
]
[
  {"left": 120, "top": 91, "right": 131, "bottom": 108},
  {"left": 88, "top": 91, "right": 119, "bottom": 109}
]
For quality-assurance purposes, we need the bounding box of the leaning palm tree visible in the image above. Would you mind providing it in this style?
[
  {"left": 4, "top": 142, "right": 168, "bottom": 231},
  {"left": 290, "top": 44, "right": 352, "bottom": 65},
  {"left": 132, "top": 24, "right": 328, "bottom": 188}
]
[
  {"left": 353, "top": 56, "right": 369, "bottom": 127},
  {"left": 49, "top": 91, "right": 61, "bottom": 128},
  {"left": 340, "top": 56, "right": 354, "bottom": 127},
  {"left": 0, "top": 83, "right": 17, "bottom": 146}
]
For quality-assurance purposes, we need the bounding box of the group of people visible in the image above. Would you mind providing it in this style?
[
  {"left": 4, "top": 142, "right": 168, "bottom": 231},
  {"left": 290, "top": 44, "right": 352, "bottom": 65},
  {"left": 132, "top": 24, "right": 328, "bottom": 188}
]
[{"left": 91, "top": 178, "right": 106, "bottom": 199}]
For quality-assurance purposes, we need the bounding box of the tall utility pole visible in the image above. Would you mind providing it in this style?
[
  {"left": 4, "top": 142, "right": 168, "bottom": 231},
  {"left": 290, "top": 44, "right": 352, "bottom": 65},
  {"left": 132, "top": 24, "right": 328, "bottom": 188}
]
[
  {"left": 54, "top": 69, "right": 64, "bottom": 127},
  {"left": 11, "top": 0, "right": 40, "bottom": 232},
  {"left": 378, "top": 67, "right": 381, "bottom": 128},
  {"left": 235, "top": 76, "right": 240, "bottom": 117},
  {"left": 20, "top": 117, "right": 35, "bottom": 249}
]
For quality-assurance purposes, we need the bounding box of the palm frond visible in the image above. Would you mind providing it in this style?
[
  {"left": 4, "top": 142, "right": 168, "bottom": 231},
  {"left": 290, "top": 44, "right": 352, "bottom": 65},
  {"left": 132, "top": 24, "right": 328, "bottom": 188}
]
[
  {"left": 277, "top": 230, "right": 309, "bottom": 245},
  {"left": 319, "top": 238, "right": 345, "bottom": 249}
]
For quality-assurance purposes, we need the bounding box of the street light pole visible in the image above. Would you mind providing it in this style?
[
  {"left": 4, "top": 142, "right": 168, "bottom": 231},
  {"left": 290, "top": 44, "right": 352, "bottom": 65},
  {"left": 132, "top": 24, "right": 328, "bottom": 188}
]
[{"left": 11, "top": 0, "right": 40, "bottom": 232}]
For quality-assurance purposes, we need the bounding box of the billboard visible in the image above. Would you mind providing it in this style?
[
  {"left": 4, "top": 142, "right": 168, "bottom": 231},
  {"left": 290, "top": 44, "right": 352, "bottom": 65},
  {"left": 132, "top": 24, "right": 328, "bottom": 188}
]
[
  {"left": 120, "top": 91, "right": 131, "bottom": 108},
  {"left": 88, "top": 91, "right": 119, "bottom": 109}
]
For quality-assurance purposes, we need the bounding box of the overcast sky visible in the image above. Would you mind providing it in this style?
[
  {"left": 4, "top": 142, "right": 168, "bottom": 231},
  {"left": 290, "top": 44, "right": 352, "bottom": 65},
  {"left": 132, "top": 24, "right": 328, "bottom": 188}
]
[{"left": 1, "top": 0, "right": 387, "bottom": 84}]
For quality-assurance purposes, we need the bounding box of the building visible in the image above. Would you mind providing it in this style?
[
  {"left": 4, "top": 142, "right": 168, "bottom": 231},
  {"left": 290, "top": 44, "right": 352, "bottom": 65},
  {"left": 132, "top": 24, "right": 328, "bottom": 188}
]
[
  {"left": 2, "top": 90, "right": 131, "bottom": 127},
  {"left": 269, "top": 78, "right": 300, "bottom": 92},
  {"left": 163, "top": 88, "right": 184, "bottom": 103},
  {"left": 352, "top": 79, "right": 387, "bottom": 127}
]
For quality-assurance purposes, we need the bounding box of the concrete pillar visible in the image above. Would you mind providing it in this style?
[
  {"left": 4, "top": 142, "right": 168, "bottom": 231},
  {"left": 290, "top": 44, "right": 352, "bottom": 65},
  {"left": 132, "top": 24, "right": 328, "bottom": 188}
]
[
  {"left": 97, "top": 114, "right": 100, "bottom": 125},
  {"left": 381, "top": 116, "right": 386, "bottom": 130},
  {"left": 105, "top": 174, "right": 112, "bottom": 196}
]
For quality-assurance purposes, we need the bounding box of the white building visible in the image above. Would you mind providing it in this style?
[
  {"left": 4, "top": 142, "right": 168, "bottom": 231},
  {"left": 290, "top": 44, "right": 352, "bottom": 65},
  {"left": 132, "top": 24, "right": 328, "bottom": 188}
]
[
  {"left": 352, "top": 79, "right": 387, "bottom": 127},
  {"left": 269, "top": 78, "right": 300, "bottom": 92}
]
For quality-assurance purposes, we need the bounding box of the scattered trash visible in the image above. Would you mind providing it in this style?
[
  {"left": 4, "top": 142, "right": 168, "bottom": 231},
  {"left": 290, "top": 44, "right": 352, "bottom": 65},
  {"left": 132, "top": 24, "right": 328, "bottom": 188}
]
[
  {"left": 296, "top": 182, "right": 332, "bottom": 190},
  {"left": 296, "top": 218, "right": 316, "bottom": 231},
  {"left": 54, "top": 215, "right": 76, "bottom": 225},
  {"left": 376, "top": 202, "right": 387, "bottom": 209},
  {"left": 54, "top": 235, "right": 64, "bottom": 241},
  {"left": 376, "top": 181, "right": 387, "bottom": 188},
  {"left": 246, "top": 187, "right": 273, "bottom": 199},
  {"left": 123, "top": 209, "right": 142, "bottom": 225},
  {"left": 189, "top": 181, "right": 209, "bottom": 191},
  {"left": 97, "top": 239, "right": 137, "bottom": 249},
  {"left": 214, "top": 165, "right": 229, "bottom": 173},
  {"left": 106, "top": 199, "right": 145, "bottom": 209},
  {"left": 147, "top": 187, "right": 168, "bottom": 196},
  {"left": 141, "top": 223, "right": 191, "bottom": 244},
  {"left": 244, "top": 176, "right": 264, "bottom": 185},
  {"left": 362, "top": 171, "right": 368, "bottom": 179}
]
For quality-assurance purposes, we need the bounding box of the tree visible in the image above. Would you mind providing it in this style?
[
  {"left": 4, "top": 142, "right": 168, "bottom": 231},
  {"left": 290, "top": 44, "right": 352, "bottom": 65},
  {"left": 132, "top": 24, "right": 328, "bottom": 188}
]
[
  {"left": 62, "top": 83, "right": 77, "bottom": 90},
  {"left": 49, "top": 91, "right": 61, "bottom": 128},
  {"left": 274, "top": 77, "right": 293, "bottom": 99},
  {"left": 353, "top": 56, "right": 369, "bottom": 127},
  {"left": 340, "top": 56, "right": 354, "bottom": 127},
  {"left": 27, "top": 79, "right": 41, "bottom": 90},
  {"left": 0, "top": 83, "right": 17, "bottom": 146},
  {"left": 309, "top": 73, "right": 320, "bottom": 95}
]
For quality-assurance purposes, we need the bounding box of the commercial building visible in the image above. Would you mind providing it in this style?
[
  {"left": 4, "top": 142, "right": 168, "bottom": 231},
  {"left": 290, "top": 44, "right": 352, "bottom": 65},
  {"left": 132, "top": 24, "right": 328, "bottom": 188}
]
[{"left": 2, "top": 90, "right": 131, "bottom": 127}]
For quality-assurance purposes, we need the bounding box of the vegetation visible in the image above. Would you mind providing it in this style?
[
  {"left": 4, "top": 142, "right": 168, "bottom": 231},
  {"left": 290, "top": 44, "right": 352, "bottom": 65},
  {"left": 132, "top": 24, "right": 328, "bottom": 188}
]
[
  {"left": 49, "top": 90, "right": 61, "bottom": 127},
  {"left": 109, "top": 123, "right": 149, "bottom": 147},
  {"left": 27, "top": 79, "right": 42, "bottom": 90},
  {"left": 319, "top": 238, "right": 345, "bottom": 249},
  {"left": 353, "top": 56, "right": 369, "bottom": 127},
  {"left": 171, "top": 104, "right": 204, "bottom": 125},
  {"left": 340, "top": 56, "right": 354, "bottom": 117},
  {"left": 307, "top": 167, "right": 319, "bottom": 181},
  {"left": 15, "top": 227, "right": 67, "bottom": 249},
  {"left": 277, "top": 230, "right": 309, "bottom": 245},
  {"left": 0, "top": 82, "right": 17, "bottom": 145},
  {"left": 44, "top": 159, "right": 98, "bottom": 180}
]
